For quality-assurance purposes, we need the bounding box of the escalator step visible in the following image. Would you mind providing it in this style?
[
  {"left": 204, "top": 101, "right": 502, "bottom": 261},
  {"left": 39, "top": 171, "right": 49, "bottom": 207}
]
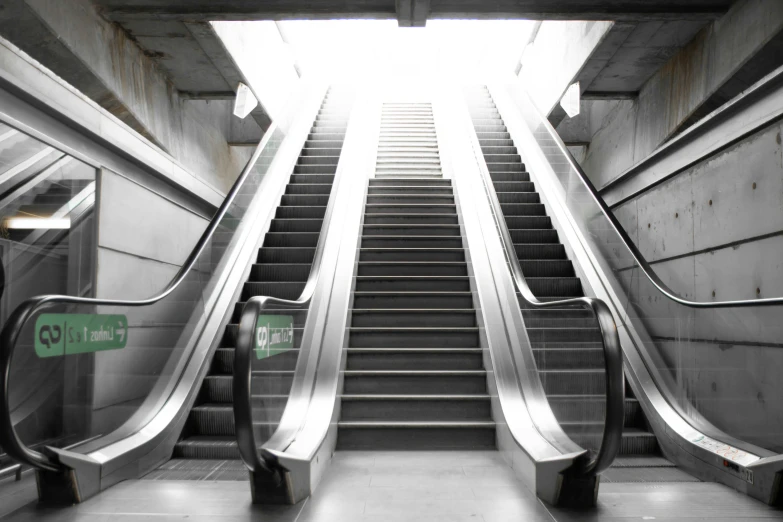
[
  {"left": 173, "top": 437, "right": 239, "bottom": 460},
  {"left": 345, "top": 348, "right": 483, "bottom": 370},
  {"left": 357, "top": 261, "right": 467, "bottom": 277}
]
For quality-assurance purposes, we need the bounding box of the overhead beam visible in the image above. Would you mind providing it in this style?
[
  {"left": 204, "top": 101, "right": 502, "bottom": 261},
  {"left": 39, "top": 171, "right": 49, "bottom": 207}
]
[
  {"left": 396, "top": 0, "right": 430, "bottom": 27},
  {"left": 582, "top": 91, "right": 638, "bottom": 100},
  {"left": 93, "top": 0, "right": 732, "bottom": 22}
]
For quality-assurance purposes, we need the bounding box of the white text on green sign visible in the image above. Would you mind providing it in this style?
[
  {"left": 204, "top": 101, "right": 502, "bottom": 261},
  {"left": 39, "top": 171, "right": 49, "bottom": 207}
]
[
  {"left": 255, "top": 315, "right": 294, "bottom": 359},
  {"left": 35, "top": 314, "right": 128, "bottom": 358}
]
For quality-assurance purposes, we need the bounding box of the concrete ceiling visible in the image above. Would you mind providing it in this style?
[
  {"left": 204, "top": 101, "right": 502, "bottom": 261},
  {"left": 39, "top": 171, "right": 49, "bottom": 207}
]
[
  {"left": 547, "top": 19, "right": 710, "bottom": 126},
  {"left": 92, "top": 0, "right": 734, "bottom": 24},
  {"left": 90, "top": 1, "right": 733, "bottom": 130}
]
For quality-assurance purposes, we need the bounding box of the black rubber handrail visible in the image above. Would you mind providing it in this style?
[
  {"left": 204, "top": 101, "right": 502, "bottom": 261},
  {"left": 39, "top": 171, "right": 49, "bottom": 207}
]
[
  {"left": 0, "top": 121, "right": 281, "bottom": 473},
  {"left": 515, "top": 87, "right": 783, "bottom": 310},
  {"left": 233, "top": 91, "right": 351, "bottom": 486},
  {"left": 466, "top": 91, "right": 623, "bottom": 477}
]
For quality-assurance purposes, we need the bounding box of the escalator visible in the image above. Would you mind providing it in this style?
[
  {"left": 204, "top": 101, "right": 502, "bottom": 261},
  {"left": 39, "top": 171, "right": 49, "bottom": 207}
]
[
  {"left": 0, "top": 83, "right": 357, "bottom": 503},
  {"left": 147, "top": 87, "right": 355, "bottom": 478},
  {"left": 463, "top": 85, "right": 696, "bottom": 483},
  {"left": 2, "top": 79, "right": 782, "bottom": 516}
]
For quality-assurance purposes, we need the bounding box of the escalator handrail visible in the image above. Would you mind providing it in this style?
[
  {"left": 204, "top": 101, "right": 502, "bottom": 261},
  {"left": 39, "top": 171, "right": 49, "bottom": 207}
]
[
  {"left": 465, "top": 91, "right": 624, "bottom": 477},
  {"left": 512, "top": 86, "right": 783, "bottom": 310},
  {"left": 233, "top": 94, "right": 352, "bottom": 480},
  {"left": 0, "top": 121, "right": 282, "bottom": 473}
]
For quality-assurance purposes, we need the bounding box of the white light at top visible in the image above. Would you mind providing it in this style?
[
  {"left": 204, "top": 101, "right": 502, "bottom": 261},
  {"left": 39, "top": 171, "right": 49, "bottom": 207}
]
[{"left": 277, "top": 19, "right": 536, "bottom": 84}]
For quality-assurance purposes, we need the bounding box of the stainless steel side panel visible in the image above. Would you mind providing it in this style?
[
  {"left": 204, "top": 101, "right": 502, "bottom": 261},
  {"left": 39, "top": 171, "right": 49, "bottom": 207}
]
[
  {"left": 260, "top": 90, "right": 381, "bottom": 500},
  {"left": 433, "top": 85, "right": 587, "bottom": 504},
  {"left": 80, "top": 81, "right": 330, "bottom": 490},
  {"left": 489, "top": 79, "right": 782, "bottom": 504}
]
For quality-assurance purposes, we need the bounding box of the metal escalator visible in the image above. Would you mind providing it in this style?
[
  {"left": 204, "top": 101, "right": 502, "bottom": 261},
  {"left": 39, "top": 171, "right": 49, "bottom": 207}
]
[
  {"left": 464, "top": 85, "right": 695, "bottom": 483},
  {"left": 459, "top": 82, "right": 783, "bottom": 506},
  {"left": 147, "top": 88, "right": 354, "bottom": 477},
  {"left": 0, "top": 83, "right": 355, "bottom": 503}
]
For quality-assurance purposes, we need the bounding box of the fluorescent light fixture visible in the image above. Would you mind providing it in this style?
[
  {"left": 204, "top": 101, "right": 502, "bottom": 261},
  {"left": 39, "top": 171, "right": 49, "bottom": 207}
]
[
  {"left": 560, "top": 82, "right": 581, "bottom": 118},
  {"left": 233, "top": 82, "right": 258, "bottom": 119},
  {"left": 6, "top": 217, "right": 70, "bottom": 229}
]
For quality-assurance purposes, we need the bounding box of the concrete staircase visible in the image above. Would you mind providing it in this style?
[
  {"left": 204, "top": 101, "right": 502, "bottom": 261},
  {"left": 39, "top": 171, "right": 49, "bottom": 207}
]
[{"left": 337, "top": 101, "right": 495, "bottom": 450}]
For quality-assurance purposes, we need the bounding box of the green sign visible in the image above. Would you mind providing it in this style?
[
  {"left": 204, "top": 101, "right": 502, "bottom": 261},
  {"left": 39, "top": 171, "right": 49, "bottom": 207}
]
[
  {"left": 255, "top": 315, "right": 294, "bottom": 359},
  {"left": 35, "top": 314, "right": 128, "bottom": 358}
]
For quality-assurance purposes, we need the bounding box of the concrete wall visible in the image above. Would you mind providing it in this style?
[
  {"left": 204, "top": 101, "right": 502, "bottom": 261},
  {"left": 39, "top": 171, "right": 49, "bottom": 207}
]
[
  {"left": 90, "top": 169, "right": 210, "bottom": 431},
  {"left": 0, "top": 0, "right": 255, "bottom": 193},
  {"left": 518, "top": 21, "right": 613, "bottom": 116},
  {"left": 606, "top": 98, "right": 783, "bottom": 453},
  {"left": 568, "top": 0, "right": 783, "bottom": 189}
]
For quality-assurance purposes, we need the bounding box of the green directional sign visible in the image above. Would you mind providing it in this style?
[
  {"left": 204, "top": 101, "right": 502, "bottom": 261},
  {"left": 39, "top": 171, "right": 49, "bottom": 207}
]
[
  {"left": 35, "top": 314, "right": 128, "bottom": 358},
  {"left": 255, "top": 315, "right": 294, "bottom": 359}
]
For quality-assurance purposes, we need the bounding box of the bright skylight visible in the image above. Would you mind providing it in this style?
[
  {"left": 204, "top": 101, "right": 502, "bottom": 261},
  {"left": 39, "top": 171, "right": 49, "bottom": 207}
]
[{"left": 278, "top": 20, "right": 535, "bottom": 82}]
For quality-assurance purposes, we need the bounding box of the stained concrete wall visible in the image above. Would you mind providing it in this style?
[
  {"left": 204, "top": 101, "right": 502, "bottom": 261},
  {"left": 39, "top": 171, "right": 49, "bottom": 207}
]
[
  {"left": 518, "top": 21, "right": 613, "bottom": 116},
  {"left": 0, "top": 0, "right": 255, "bottom": 194},
  {"left": 568, "top": 0, "right": 783, "bottom": 189}
]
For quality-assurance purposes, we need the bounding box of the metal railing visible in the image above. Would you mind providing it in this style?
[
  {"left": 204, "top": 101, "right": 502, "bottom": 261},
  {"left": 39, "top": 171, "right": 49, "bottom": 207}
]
[{"left": 515, "top": 88, "right": 783, "bottom": 310}]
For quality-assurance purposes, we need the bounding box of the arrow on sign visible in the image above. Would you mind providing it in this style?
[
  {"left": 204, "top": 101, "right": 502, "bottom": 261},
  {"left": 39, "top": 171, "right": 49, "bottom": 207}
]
[{"left": 117, "top": 321, "right": 126, "bottom": 343}]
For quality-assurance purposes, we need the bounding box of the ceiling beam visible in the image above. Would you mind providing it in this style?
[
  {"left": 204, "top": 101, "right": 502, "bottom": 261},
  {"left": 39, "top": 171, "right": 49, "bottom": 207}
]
[
  {"left": 396, "top": 0, "right": 430, "bottom": 27},
  {"left": 94, "top": 1, "right": 732, "bottom": 22},
  {"left": 582, "top": 91, "right": 638, "bottom": 100}
]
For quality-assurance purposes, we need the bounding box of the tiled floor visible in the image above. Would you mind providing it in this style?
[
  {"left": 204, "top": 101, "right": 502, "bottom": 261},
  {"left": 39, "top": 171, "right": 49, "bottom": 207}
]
[{"left": 2, "top": 452, "right": 782, "bottom": 521}]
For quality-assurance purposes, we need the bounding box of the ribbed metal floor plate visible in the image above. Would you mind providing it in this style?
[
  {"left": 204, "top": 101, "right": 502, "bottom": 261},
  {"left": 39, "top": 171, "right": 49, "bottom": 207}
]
[
  {"left": 143, "top": 459, "right": 249, "bottom": 481},
  {"left": 602, "top": 466, "right": 700, "bottom": 483}
]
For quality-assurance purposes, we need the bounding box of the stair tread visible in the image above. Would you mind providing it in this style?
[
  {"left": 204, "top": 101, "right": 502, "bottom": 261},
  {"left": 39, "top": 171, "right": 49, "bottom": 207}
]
[
  {"left": 339, "top": 421, "right": 495, "bottom": 428},
  {"left": 341, "top": 394, "right": 489, "bottom": 400}
]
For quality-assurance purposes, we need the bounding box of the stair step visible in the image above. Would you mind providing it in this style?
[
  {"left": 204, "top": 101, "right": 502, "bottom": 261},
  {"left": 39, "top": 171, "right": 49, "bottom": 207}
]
[
  {"left": 250, "top": 263, "right": 311, "bottom": 282},
  {"left": 361, "top": 236, "right": 463, "bottom": 249},
  {"left": 514, "top": 244, "right": 566, "bottom": 259},
  {"left": 525, "top": 277, "right": 583, "bottom": 297},
  {"left": 263, "top": 232, "right": 319, "bottom": 248},
  {"left": 174, "top": 436, "right": 239, "bottom": 459},
  {"left": 354, "top": 276, "right": 470, "bottom": 292},
  {"left": 343, "top": 370, "right": 487, "bottom": 394},
  {"left": 351, "top": 309, "right": 477, "bottom": 327},
  {"left": 363, "top": 214, "right": 459, "bottom": 225},
  {"left": 340, "top": 395, "right": 491, "bottom": 421},
  {"left": 370, "top": 178, "right": 451, "bottom": 187},
  {"left": 257, "top": 247, "right": 315, "bottom": 264},
  {"left": 365, "top": 204, "right": 455, "bottom": 215},
  {"left": 357, "top": 261, "right": 467, "bottom": 277},
  {"left": 337, "top": 423, "right": 495, "bottom": 450},
  {"left": 363, "top": 224, "right": 460, "bottom": 237},
  {"left": 345, "top": 348, "right": 483, "bottom": 370},
  {"left": 353, "top": 292, "right": 474, "bottom": 309},
  {"left": 269, "top": 218, "right": 325, "bottom": 233},
  {"left": 518, "top": 260, "right": 574, "bottom": 277},
  {"left": 275, "top": 206, "right": 326, "bottom": 219},
  {"left": 349, "top": 327, "right": 480, "bottom": 348},
  {"left": 359, "top": 248, "right": 465, "bottom": 262},
  {"left": 489, "top": 171, "right": 530, "bottom": 183}
]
